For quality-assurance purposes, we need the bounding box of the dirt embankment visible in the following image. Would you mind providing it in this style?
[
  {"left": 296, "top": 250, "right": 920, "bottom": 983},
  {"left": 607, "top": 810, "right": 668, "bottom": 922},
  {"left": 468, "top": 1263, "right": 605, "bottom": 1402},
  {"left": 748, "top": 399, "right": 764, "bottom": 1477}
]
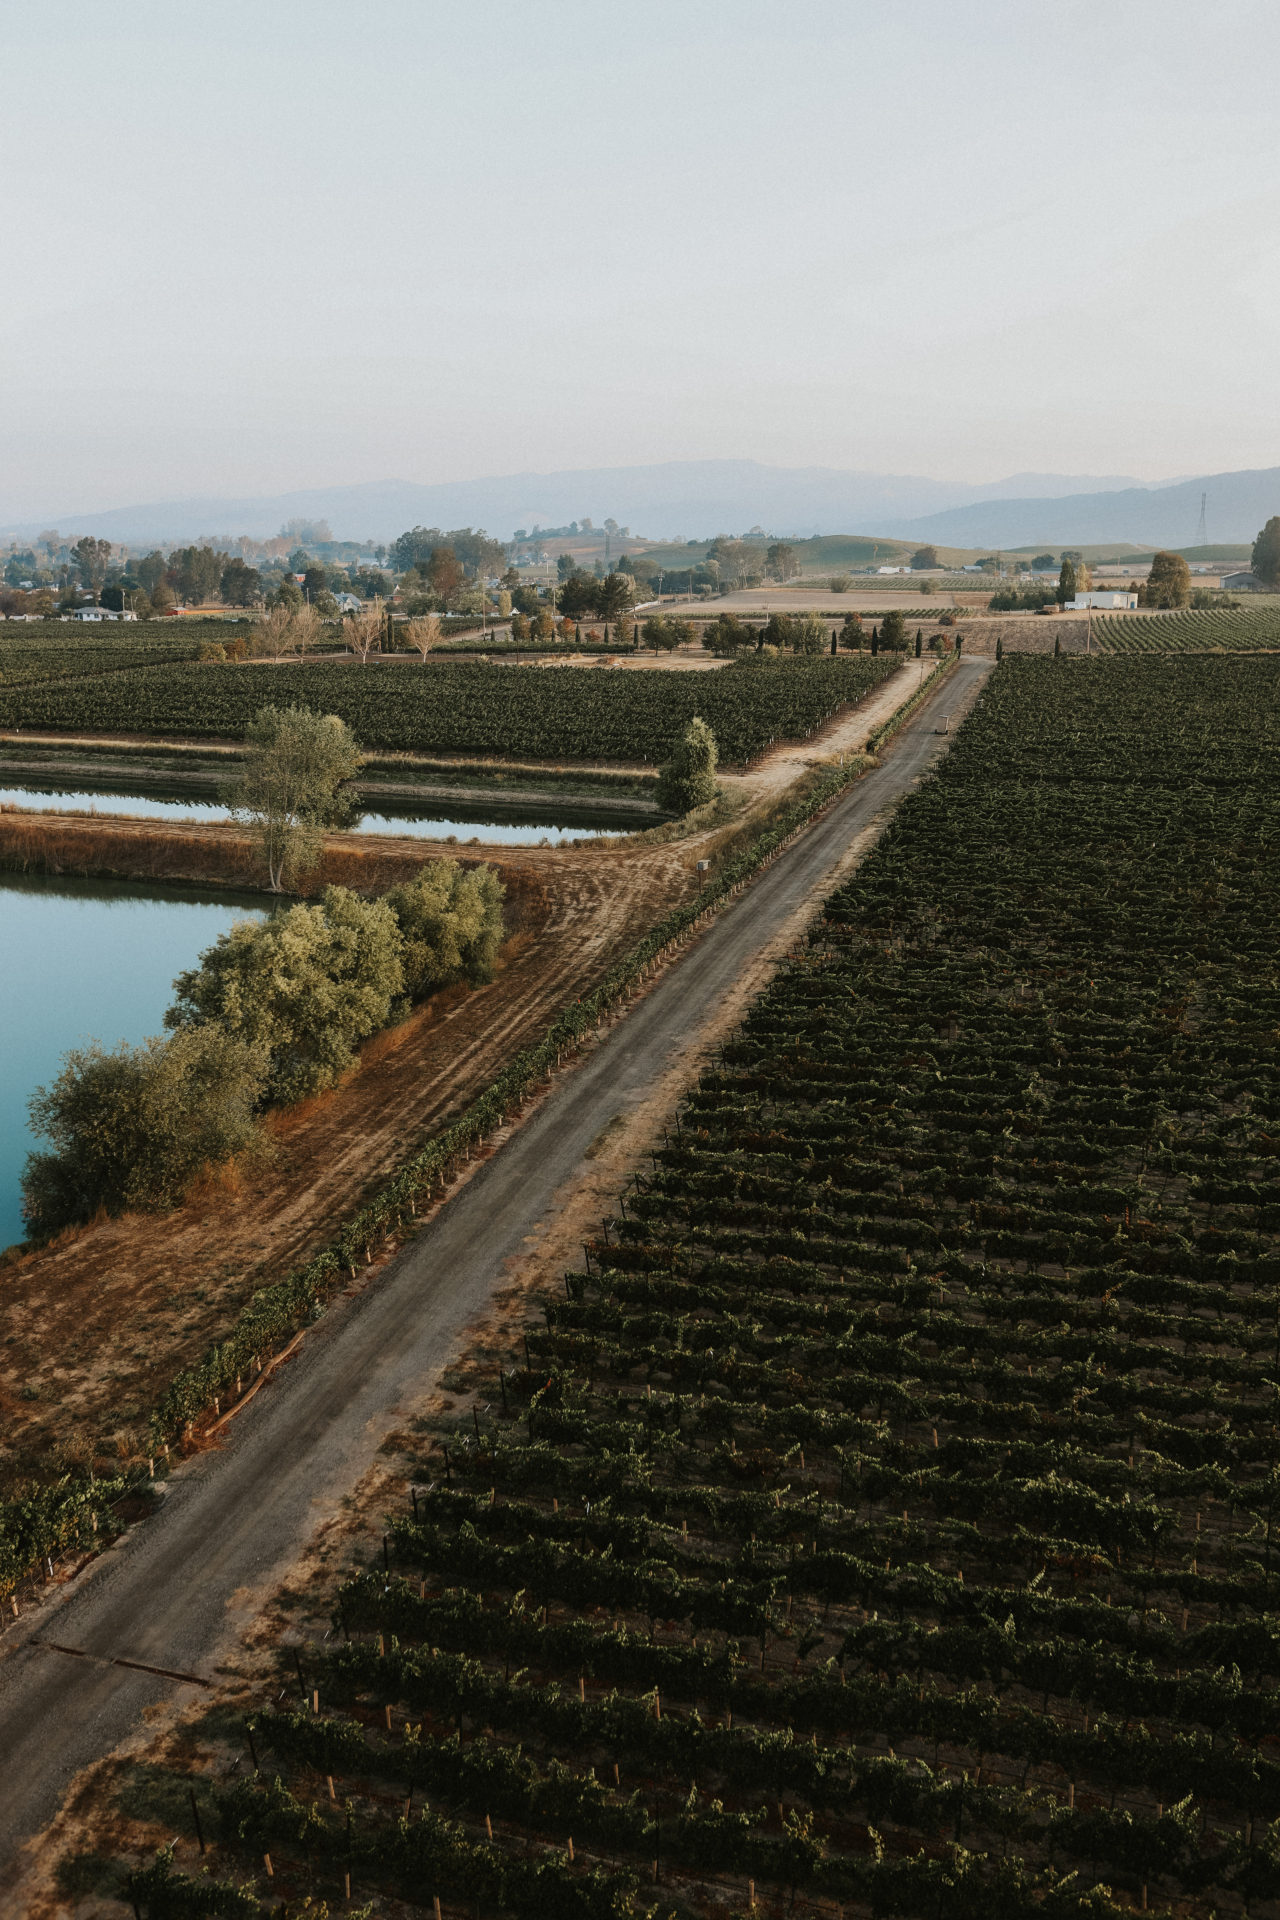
[{"left": 0, "top": 668, "right": 913, "bottom": 1493}]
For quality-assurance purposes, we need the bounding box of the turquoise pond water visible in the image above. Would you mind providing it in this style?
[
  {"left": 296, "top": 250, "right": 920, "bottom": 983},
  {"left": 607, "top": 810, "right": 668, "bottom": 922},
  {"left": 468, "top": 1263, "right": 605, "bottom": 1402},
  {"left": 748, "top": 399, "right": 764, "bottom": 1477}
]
[{"left": 0, "top": 873, "right": 266, "bottom": 1250}]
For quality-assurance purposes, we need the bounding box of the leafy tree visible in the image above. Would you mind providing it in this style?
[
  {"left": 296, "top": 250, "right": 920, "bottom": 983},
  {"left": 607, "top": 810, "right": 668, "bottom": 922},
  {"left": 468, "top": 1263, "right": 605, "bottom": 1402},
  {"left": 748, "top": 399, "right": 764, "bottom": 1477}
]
[
  {"left": 765, "top": 542, "right": 799, "bottom": 582},
  {"left": 556, "top": 552, "right": 578, "bottom": 582},
  {"left": 880, "top": 608, "right": 908, "bottom": 648},
  {"left": 558, "top": 573, "right": 601, "bottom": 621},
  {"left": 793, "top": 612, "right": 826, "bottom": 655},
  {"left": 167, "top": 544, "right": 224, "bottom": 605},
  {"left": 427, "top": 546, "right": 465, "bottom": 600},
  {"left": 703, "top": 613, "right": 756, "bottom": 656},
  {"left": 1142, "top": 550, "right": 1192, "bottom": 608},
  {"left": 270, "top": 573, "right": 304, "bottom": 611},
  {"left": 510, "top": 611, "right": 531, "bottom": 642},
  {"left": 168, "top": 886, "right": 403, "bottom": 1105},
  {"left": 533, "top": 607, "right": 556, "bottom": 641},
  {"left": 71, "top": 535, "right": 112, "bottom": 594},
  {"left": 1056, "top": 557, "right": 1078, "bottom": 605},
  {"left": 301, "top": 564, "right": 328, "bottom": 603},
  {"left": 135, "top": 550, "right": 169, "bottom": 597},
  {"left": 389, "top": 525, "right": 505, "bottom": 577},
  {"left": 828, "top": 573, "right": 854, "bottom": 591},
  {"left": 349, "top": 566, "right": 391, "bottom": 599},
  {"left": 910, "top": 546, "right": 940, "bottom": 570},
  {"left": 223, "top": 705, "right": 363, "bottom": 892},
  {"left": 384, "top": 859, "right": 505, "bottom": 999},
  {"left": 642, "top": 614, "right": 692, "bottom": 652},
  {"left": 656, "top": 717, "right": 718, "bottom": 814},
  {"left": 220, "top": 557, "right": 263, "bottom": 606},
  {"left": 1251, "top": 517, "right": 1280, "bottom": 587},
  {"left": 1031, "top": 552, "right": 1056, "bottom": 570},
  {"left": 840, "top": 611, "right": 862, "bottom": 649},
  {"left": 597, "top": 572, "right": 635, "bottom": 621},
  {"left": 22, "top": 1027, "right": 266, "bottom": 1233}
]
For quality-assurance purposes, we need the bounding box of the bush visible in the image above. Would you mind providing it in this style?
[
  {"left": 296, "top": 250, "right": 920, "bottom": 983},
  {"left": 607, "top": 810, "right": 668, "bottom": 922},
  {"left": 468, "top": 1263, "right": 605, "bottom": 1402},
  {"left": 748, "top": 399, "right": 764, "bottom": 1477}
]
[
  {"left": 385, "top": 860, "right": 506, "bottom": 999},
  {"left": 656, "top": 717, "right": 718, "bottom": 814},
  {"left": 167, "top": 887, "right": 404, "bottom": 1105},
  {"left": 23, "top": 1027, "right": 266, "bottom": 1234}
]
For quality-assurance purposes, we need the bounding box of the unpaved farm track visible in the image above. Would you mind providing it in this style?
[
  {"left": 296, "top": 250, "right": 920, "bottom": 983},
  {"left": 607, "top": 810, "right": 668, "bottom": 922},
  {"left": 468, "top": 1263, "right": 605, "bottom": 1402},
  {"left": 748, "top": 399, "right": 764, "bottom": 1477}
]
[
  {"left": 0, "top": 666, "right": 914, "bottom": 1490},
  {"left": 0, "top": 659, "right": 990, "bottom": 1887}
]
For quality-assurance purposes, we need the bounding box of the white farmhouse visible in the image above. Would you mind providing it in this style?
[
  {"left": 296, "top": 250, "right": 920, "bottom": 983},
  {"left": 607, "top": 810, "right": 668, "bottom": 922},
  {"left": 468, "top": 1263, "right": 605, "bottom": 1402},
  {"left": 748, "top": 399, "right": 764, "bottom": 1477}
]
[{"left": 1066, "top": 591, "right": 1138, "bottom": 611}]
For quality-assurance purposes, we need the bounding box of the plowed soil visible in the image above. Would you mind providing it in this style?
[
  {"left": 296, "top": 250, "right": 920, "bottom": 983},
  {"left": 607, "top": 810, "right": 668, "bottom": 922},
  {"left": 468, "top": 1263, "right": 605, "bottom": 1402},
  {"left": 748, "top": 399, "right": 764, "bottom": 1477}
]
[{"left": 0, "top": 666, "right": 915, "bottom": 1491}]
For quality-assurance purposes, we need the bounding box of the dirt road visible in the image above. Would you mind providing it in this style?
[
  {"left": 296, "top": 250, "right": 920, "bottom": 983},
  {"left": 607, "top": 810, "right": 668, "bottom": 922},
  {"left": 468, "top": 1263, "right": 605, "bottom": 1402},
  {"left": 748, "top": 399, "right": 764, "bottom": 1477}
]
[{"left": 0, "top": 658, "right": 989, "bottom": 1885}]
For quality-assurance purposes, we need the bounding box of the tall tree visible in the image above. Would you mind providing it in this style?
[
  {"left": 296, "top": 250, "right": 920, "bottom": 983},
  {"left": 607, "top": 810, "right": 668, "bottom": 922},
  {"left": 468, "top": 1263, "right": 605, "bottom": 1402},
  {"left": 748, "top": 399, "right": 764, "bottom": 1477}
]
[
  {"left": 223, "top": 705, "right": 363, "bottom": 892},
  {"left": 765, "top": 541, "right": 799, "bottom": 582},
  {"left": 656, "top": 717, "right": 718, "bottom": 815},
  {"left": 1056, "top": 558, "right": 1078, "bottom": 605},
  {"left": 405, "top": 613, "right": 441, "bottom": 664},
  {"left": 1251, "top": 517, "right": 1280, "bottom": 588},
  {"left": 220, "top": 558, "right": 263, "bottom": 606},
  {"left": 71, "top": 535, "right": 112, "bottom": 594},
  {"left": 1143, "top": 551, "right": 1191, "bottom": 608}
]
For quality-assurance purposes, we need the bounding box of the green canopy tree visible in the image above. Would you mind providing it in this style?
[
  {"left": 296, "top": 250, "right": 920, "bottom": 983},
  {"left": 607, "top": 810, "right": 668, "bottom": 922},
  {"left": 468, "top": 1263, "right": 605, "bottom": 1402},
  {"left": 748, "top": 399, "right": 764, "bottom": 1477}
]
[
  {"left": 225, "top": 706, "right": 363, "bottom": 892},
  {"left": 1143, "top": 550, "right": 1192, "bottom": 608},
  {"left": 385, "top": 859, "right": 505, "bottom": 999},
  {"left": 656, "top": 717, "right": 718, "bottom": 815},
  {"left": 1252, "top": 517, "right": 1280, "bottom": 588},
  {"left": 22, "top": 1027, "right": 267, "bottom": 1233},
  {"left": 167, "top": 886, "right": 404, "bottom": 1106}
]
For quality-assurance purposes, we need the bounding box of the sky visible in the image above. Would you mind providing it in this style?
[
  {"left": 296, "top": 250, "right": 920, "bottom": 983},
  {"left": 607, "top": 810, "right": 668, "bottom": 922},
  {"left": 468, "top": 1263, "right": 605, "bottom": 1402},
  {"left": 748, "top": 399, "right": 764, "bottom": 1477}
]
[{"left": 3, "top": 0, "right": 1279, "bottom": 519}]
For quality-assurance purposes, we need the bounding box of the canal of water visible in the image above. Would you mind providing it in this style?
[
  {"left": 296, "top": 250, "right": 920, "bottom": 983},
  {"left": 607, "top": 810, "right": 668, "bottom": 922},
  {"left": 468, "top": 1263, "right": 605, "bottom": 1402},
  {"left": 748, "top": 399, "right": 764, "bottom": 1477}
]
[{"left": 0, "top": 780, "right": 642, "bottom": 846}]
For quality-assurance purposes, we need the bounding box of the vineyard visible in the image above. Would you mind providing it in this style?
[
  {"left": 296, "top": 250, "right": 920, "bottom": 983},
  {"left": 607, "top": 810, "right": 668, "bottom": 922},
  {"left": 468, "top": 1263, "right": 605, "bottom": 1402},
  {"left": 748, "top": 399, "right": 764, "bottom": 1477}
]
[
  {"left": 0, "top": 619, "right": 207, "bottom": 688},
  {"left": 1093, "top": 607, "right": 1280, "bottom": 653},
  {"left": 0, "top": 654, "right": 897, "bottom": 765},
  {"left": 117, "top": 655, "right": 1280, "bottom": 1920}
]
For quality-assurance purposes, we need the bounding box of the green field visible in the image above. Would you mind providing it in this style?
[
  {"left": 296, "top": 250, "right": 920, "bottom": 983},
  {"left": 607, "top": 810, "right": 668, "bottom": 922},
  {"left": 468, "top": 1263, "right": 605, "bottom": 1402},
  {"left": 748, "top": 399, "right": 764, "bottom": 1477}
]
[
  {"left": 0, "top": 655, "right": 897, "bottom": 765},
  {"left": 1094, "top": 607, "right": 1280, "bottom": 652},
  {"left": 0, "top": 618, "right": 212, "bottom": 688},
  {"left": 116, "top": 655, "right": 1280, "bottom": 1919}
]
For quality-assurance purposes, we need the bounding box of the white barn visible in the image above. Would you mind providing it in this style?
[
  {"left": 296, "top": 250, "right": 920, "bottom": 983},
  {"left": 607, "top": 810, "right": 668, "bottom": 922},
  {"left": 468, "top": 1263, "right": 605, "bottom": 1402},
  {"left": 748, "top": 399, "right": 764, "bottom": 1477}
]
[{"left": 1066, "top": 591, "right": 1138, "bottom": 611}]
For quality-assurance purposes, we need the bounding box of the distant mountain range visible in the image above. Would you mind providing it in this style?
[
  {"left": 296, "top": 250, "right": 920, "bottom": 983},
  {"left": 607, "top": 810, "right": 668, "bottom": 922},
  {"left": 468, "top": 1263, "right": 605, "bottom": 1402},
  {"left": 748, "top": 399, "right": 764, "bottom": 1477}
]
[
  {"left": 891, "top": 467, "right": 1280, "bottom": 550},
  {"left": 3, "top": 458, "right": 1274, "bottom": 550},
  {"left": 0, "top": 461, "right": 1153, "bottom": 548}
]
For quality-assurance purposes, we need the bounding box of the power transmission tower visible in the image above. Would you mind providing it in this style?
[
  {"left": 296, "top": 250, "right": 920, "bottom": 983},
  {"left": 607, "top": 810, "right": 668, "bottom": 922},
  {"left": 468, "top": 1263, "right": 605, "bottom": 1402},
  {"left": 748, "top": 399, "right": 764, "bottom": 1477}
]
[{"left": 1195, "top": 491, "right": 1208, "bottom": 547}]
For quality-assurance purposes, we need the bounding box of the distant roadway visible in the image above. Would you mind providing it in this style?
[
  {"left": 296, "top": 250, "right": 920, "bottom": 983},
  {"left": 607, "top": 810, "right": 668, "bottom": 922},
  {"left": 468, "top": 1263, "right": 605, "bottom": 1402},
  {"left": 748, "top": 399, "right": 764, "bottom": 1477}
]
[{"left": 0, "top": 656, "right": 990, "bottom": 1887}]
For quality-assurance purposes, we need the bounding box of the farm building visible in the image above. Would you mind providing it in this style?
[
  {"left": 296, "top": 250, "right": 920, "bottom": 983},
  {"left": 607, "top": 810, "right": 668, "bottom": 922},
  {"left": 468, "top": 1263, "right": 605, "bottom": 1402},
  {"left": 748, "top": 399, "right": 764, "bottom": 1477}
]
[
  {"left": 1221, "top": 571, "right": 1259, "bottom": 590},
  {"left": 68, "top": 605, "right": 138, "bottom": 621},
  {"left": 1066, "top": 591, "right": 1138, "bottom": 611}
]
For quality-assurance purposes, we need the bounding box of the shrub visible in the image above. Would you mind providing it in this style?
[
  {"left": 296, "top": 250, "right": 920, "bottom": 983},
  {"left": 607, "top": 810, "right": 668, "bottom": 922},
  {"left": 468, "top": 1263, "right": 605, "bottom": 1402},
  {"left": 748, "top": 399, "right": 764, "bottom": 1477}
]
[
  {"left": 23, "top": 1027, "right": 266, "bottom": 1234},
  {"left": 656, "top": 717, "right": 718, "bottom": 814},
  {"left": 167, "top": 887, "right": 404, "bottom": 1105},
  {"left": 385, "top": 859, "right": 506, "bottom": 999}
]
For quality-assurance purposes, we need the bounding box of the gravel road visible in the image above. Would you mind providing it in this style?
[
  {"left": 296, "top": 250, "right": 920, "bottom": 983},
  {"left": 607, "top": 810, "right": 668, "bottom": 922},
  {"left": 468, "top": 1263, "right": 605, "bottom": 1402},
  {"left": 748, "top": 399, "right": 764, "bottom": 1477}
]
[{"left": 0, "top": 657, "right": 989, "bottom": 1884}]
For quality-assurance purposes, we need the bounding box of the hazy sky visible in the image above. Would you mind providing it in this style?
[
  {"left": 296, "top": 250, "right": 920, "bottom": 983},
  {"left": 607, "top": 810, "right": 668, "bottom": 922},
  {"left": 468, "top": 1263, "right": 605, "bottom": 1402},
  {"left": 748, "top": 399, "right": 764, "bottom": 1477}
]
[{"left": 3, "top": 0, "right": 1278, "bottom": 517}]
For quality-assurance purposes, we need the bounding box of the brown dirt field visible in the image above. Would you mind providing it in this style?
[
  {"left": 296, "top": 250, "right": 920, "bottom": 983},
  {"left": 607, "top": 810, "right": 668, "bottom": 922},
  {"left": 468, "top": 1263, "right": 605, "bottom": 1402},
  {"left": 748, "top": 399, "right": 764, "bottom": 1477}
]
[{"left": 0, "top": 667, "right": 914, "bottom": 1496}]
